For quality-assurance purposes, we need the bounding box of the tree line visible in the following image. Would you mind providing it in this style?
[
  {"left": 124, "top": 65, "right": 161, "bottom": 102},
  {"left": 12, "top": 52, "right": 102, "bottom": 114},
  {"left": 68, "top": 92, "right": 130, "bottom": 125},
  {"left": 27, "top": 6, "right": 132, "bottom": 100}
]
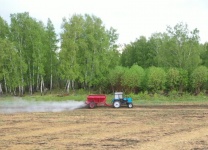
[
  {"left": 0, "top": 12, "right": 208, "bottom": 96},
  {"left": 108, "top": 65, "right": 208, "bottom": 95}
]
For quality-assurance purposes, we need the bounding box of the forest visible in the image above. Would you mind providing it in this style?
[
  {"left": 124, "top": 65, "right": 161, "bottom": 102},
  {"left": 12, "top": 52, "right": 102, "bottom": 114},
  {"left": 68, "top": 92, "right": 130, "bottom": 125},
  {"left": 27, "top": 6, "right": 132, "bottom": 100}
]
[{"left": 0, "top": 12, "right": 208, "bottom": 96}]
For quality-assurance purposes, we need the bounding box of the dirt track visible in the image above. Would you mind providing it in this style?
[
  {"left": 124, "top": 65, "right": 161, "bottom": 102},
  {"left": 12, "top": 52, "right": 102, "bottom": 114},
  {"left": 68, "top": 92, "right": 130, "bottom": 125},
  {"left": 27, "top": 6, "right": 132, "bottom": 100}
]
[{"left": 0, "top": 105, "right": 208, "bottom": 150}]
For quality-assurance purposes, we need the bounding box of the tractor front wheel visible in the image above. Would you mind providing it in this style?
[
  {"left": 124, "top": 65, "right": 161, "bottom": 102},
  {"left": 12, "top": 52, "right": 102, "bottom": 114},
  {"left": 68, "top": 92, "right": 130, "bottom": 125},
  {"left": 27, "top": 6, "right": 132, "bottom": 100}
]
[
  {"left": 89, "top": 102, "right": 96, "bottom": 109},
  {"left": 113, "top": 101, "right": 121, "bottom": 108},
  {"left": 127, "top": 103, "right": 133, "bottom": 108}
]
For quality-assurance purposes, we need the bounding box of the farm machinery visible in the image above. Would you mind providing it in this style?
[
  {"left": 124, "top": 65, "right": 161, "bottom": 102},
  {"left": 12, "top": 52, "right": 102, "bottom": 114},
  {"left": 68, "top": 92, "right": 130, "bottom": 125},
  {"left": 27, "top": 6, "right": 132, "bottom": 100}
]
[{"left": 85, "top": 92, "right": 133, "bottom": 109}]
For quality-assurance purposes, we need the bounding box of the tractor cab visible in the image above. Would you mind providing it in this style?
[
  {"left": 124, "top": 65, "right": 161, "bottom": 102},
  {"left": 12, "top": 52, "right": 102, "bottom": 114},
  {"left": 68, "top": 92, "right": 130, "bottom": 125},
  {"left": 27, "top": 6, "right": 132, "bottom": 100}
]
[
  {"left": 114, "top": 92, "right": 123, "bottom": 100},
  {"left": 112, "top": 92, "right": 133, "bottom": 108}
]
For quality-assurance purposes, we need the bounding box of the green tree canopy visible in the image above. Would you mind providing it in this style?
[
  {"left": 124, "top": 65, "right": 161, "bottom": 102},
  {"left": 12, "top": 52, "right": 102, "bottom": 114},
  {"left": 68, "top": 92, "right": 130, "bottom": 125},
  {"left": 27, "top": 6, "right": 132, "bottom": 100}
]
[
  {"left": 108, "top": 66, "right": 126, "bottom": 92},
  {"left": 60, "top": 14, "right": 119, "bottom": 92},
  {"left": 201, "top": 42, "right": 208, "bottom": 67},
  {"left": 191, "top": 66, "right": 208, "bottom": 94},
  {"left": 156, "top": 22, "right": 202, "bottom": 71},
  {"left": 122, "top": 65, "right": 145, "bottom": 93},
  {"left": 0, "top": 17, "right": 9, "bottom": 39},
  {"left": 166, "top": 68, "right": 180, "bottom": 91},
  {"left": 146, "top": 67, "right": 166, "bottom": 92},
  {"left": 121, "top": 36, "right": 155, "bottom": 67}
]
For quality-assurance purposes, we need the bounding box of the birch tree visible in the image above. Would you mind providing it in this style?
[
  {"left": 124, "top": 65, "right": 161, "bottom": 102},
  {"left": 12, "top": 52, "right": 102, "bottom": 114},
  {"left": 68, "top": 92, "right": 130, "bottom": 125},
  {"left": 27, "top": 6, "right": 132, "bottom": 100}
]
[
  {"left": 0, "top": 38, "right": 25, "bottom": 95},
  {"left": 59, "top": 15, "right": 82, "bottom": 93},
  {"left": 0, "top": 17, "right": 9, "bottom": 94},
  {"left": 60, "top": 14, "right": 118, "bottom": 92},
  {"left": 10, "top": 12, "right": 49, "bottom": 95},
  {"left": 45, "top": 19, "right": 58, "bottom": 93},
  {"left": 156, "top": 22, "right": 201, "bottom": 70},
  {"left": 10, "top": 12, "right": 30, "bottom": 95}
]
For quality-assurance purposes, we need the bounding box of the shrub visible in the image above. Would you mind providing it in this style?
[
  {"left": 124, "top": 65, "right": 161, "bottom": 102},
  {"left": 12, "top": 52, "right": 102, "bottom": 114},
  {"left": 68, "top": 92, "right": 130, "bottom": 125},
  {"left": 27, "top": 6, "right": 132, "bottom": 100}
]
[
  {"left": 166, "top": 68, "right": 180, "bottom": 91},
  {"left": 191, "top": 66, "right": 208, "bottom": 94},
  {"left": 146, "top": 67, "right": 166, "bottom": 92},
  {"left": 122, "top": 65, "right": 145, "bottom": 93}
]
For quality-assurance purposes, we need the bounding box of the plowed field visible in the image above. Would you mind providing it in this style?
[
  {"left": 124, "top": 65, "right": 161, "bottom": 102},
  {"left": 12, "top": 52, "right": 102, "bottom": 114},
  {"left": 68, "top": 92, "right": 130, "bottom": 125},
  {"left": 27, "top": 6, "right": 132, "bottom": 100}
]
[{"left": 1, "top": 105, "right": 208, "bottom": 150}]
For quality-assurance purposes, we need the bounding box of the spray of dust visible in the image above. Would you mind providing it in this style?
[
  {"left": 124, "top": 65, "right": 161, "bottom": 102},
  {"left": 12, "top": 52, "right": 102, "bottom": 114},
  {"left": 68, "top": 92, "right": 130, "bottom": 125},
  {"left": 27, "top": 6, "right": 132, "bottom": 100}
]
[{"left": 0, "top": 97, "right": 86, "bottom": 114}]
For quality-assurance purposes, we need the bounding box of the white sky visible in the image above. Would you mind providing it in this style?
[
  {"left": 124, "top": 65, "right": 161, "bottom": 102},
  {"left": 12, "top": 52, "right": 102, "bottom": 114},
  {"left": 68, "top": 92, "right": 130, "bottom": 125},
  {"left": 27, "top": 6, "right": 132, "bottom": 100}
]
[{"left": 0, "top": 0, "right": 208, "bottom": 44}]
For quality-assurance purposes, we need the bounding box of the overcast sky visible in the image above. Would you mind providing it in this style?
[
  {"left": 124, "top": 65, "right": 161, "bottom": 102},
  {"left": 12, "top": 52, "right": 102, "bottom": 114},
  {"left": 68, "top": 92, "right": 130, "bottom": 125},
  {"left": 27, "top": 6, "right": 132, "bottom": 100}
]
[{"left": 0, "top": 0, "right": 208, "bottom": 44}]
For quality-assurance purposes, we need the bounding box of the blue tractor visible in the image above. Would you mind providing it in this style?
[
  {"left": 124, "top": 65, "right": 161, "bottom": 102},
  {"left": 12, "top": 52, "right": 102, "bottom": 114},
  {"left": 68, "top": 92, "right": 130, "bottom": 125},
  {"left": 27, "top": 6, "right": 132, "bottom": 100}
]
[{"left": 112, "top": 92, "right": 133, "bottom": 108}]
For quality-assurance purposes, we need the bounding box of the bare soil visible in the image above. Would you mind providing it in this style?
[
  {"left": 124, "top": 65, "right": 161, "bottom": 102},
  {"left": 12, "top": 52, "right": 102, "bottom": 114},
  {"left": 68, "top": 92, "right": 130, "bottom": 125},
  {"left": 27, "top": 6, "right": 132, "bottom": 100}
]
[{"left": 0, "top": 105, "right": 208, "bottom": 150}]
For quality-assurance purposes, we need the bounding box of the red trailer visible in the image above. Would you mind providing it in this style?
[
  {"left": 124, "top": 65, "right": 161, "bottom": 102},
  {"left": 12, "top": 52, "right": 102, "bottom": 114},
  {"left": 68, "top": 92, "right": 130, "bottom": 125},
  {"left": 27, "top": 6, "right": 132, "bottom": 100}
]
[{"left": 85, "top": 94, "right": 111, "bottom": 108}]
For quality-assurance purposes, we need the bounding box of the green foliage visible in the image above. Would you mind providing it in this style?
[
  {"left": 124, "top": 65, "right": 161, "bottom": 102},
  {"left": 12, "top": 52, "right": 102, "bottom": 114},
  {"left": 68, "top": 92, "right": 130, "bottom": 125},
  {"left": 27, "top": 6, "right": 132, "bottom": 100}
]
[
  {"left": 59, "top": 15, "right": 82, "bottom": 82},
  {"left": 121, "top": 36, "right": 156, "bottom": 67},
  {"left": 108, "top": 66, "right": 126, "bottom": 92},
  {"left": 138, "top": 91, "right": 151, "bottom": 101},
  {"left": 136, "top": 92, "right": 208, "bottom": 105},
  {"left": 201, "top": 42, "right": 208, "bottom": 67},
  {"left": 0, "top": 38, "right": 26, "bottom": 90},
  {"left": 9, "top": 12, "right": 51, "bottom": 94},
  {"left": 44, "top": 19, "right": 58, "bottom": 88},
  {"left": 0, "top": 17, "right": 10, "bottom": 82},
  {"left": 0, "top": 13, "right": 208, "bottom": 96},
  {"left": 166, "top": 68, "right": 180, "bottom": 91},
  {"left": 191, "top": 66, "right": 208, "bottom": 94},
  {"left": 146, "top": 67, "right": 166, "bottom": 92},
  {"left": 121, "top": 22, "right": 202, "bottom": 72},
  {"left": 0, "top": 17, "right": 9, "bottom": 39},
  {"left": 157, "top": 23, "right": 201, "bottom": 70},
  {"left": 122, "top": 65, "right": 145, "bottom": 92},
  {"left": 178, "top": 69, "right": 189, "bottom": 92},
  {"left": 60, "top": 14, "right": 119, "bottom": 91}
]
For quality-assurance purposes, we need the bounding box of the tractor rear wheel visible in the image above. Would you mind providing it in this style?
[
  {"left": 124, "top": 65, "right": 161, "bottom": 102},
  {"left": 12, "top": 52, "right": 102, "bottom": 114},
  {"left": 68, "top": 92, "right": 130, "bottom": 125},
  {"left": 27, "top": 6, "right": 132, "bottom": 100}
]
[
  {"left": 89, "top": 102, "right": 96, "bottom": 109},
  {"left": 127, "top": 103, "right": 133, "bottom": 108},
  {"left": 113, "top": 101, "right": 121, "bottom": 108}
]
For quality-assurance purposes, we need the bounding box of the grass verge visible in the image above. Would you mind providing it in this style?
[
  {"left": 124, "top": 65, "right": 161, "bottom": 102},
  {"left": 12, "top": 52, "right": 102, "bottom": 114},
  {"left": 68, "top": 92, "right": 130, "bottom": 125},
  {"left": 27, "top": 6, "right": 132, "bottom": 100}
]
[{"left": 0, "top": 91, "right": 208, "bottom": 105}]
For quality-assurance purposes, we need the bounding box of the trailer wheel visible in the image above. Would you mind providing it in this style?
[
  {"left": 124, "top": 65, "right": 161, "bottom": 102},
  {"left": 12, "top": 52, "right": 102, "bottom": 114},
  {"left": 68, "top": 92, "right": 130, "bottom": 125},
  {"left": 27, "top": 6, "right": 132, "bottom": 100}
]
[
  {"left": 89, "top": 102, "right": 96, "bottom": 109},
  {"left": 113, "top": 101, "right": 121, "bottom": 108},
  {"left": 127, "top": 103, "right": 133, "bottom": 108}
]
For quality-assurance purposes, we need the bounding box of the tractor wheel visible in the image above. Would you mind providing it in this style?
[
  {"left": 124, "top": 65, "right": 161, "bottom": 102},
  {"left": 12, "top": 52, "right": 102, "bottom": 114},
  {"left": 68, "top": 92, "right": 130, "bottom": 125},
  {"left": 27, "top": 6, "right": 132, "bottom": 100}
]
[
  {"left": 127, "top": 103, "right": 133, "bottom": 108},
  {"left": 89, "top": 102, "right": 96, "bottom": 109},
  {"left": 113, "top": 101, "right": 121, "bottom": 108}
]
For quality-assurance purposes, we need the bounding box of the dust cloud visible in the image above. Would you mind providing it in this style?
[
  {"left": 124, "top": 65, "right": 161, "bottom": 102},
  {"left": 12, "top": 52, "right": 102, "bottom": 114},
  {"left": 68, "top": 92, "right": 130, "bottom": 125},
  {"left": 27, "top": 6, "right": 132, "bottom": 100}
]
[{"left": 0, "top": 98, "right": 86, "bottom": 114}]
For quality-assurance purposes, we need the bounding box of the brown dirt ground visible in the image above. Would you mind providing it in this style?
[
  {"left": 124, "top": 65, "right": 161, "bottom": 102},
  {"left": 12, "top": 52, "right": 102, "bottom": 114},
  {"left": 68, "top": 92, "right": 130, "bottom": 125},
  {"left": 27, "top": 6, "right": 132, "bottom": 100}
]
[{"left": 0, "top": 105, "right": 208, "bottom": 150}]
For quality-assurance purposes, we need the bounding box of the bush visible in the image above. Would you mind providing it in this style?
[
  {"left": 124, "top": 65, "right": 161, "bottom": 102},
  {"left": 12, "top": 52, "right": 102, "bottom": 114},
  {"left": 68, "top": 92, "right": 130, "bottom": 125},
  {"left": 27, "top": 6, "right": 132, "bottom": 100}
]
[
  {"left": 146, "top": 67, "right": 166, "bottom": 92},
  {"left": 191, "top": 66, "right": 208, "bottom": 94},
  {"left": 166, "top": 68, "right": 180, "bottom": 91},
  {"left": 122, "top": 65, "right": 145, "bottom": 93}
]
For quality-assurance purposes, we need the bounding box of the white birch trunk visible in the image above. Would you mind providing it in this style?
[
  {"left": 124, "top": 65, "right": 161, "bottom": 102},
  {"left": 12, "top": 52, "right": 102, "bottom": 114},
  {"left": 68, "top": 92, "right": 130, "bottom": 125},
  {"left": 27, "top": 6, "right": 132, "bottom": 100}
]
[
  {"left": 29, "top": 62, "right": 32, "bottom": 95},
  {"left": 19, "top": 33, "right": 24, "bottom": 96},
  {"left": 13, "top": 88, "right": 16, "bottom": 96},
  {"left": 32, "top": 63, "right": 35, "bottom": 94},
  {"left": 50, "top": 46, "right": 53, "bottom": 93},
  {"left": 40, "top": 76, "right": 43, "bottom": 96},
  {"left": 50, "top": 74, "right": 52, "bottom": 93},
  {"left": 9, "top": 88, "right": 11, "bottom": 94},
  {"left": 3, "top": 75, "right": 7, "bottom": 94},
  {"left": 29, "top": 85, "right": 32, "bottom": 95},
  {"left": 72, "top": 80, "right": 75, "bottom": 90},
  {"left": 21, "top": 76, "right": 24, "bottom": 96},
  {"left": 66, "top": 80, "right": 70, "bottom": 94},
  {"left": 21, "top": 85, "right": 24, "bottom": 96},
  {"left": 19, "top": 85, "right": 21, "bottom": 96},
  {"left": 0, "top": 83, "right": 3, "bottom": 95},
  {"left": 36, "top": 74, "right": 39, "bottom": 91}
]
